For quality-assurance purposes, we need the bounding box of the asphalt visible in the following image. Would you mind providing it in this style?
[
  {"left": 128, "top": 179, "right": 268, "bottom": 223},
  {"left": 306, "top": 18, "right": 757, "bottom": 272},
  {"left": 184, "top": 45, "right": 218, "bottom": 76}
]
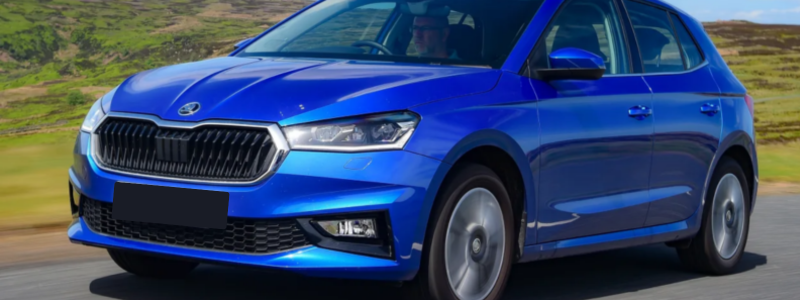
[{"left": 1, "top": 194, "right": 798, "bottom": 300}]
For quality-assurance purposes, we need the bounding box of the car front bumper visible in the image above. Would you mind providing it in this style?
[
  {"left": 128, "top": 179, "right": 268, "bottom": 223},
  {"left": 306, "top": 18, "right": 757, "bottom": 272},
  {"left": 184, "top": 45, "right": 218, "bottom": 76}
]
[{"left": 67, "top": 132, "right": 443, "bottom": 281}]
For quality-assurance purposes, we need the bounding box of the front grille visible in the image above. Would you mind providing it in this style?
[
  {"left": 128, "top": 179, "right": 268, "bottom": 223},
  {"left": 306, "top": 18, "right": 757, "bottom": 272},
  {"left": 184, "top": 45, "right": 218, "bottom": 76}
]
[
  {"left": 82, "top": 197, "right": 310, "bottom": 254},
  {"left": 94, "top": 117, "right": 277, "bottom": 182}
]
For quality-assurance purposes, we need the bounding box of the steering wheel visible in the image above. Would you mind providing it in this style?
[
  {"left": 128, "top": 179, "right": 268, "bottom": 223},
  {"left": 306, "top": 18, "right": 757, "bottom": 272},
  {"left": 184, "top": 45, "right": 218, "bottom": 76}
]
[{"left": 351, "top": 40, "right": 393, "bottom": 55}]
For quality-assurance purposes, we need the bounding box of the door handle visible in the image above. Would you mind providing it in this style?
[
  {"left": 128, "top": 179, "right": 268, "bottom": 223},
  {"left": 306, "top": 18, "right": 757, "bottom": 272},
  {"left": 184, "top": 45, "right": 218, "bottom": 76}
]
[
  {"left": 700, "top": 103, "right": 719, "bottom": 116},
  {"left": 628, "top": 106, "right": 653, "bottom": 120}
]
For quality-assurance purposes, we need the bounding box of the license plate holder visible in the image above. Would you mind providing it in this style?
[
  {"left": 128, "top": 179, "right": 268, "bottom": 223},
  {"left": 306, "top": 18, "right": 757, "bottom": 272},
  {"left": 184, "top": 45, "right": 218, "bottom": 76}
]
[{"left": 112, "top": 182, "right": 229, "bottom": 229}]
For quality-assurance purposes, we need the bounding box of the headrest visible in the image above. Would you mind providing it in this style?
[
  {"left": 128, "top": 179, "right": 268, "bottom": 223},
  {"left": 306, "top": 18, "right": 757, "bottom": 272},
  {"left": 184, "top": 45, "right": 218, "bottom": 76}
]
[
  {"left": 447, "top": 24, "right": 482, "bottom": 61},
  {"left": 635, "top": 27, "right": 670, "bottom": 60},
  {"left": 552, "top": 22, "right": 606, "bottom": 61}
]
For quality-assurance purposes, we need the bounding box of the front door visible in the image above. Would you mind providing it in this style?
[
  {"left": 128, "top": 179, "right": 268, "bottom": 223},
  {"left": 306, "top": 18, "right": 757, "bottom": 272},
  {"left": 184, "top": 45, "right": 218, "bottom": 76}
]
[{"left": 528, "top": 0, "right": 654, "bottom": 243}]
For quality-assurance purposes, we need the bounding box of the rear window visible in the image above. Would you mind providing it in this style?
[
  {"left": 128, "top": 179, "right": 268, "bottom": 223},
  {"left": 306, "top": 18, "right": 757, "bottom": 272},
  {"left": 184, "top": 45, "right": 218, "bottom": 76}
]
[
  {"left": 670, "top": 13, "right": 704, "bottom": 69},
  {"left": 624, "top": 0, "right": 683, "bottom": 73}
]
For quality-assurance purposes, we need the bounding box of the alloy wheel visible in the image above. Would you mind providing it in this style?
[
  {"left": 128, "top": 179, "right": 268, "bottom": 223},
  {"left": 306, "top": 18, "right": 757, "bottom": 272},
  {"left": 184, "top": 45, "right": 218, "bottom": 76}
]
[
  {"left": 444, "top": 188, "right": 505, "bottom": 300},
  {"left": 711, "top": 173, "right": 746, "bottom": 260}
]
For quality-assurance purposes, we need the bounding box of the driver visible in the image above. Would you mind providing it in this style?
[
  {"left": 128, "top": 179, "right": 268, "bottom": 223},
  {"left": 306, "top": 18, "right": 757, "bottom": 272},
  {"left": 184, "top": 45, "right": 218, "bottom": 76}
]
[{"left": 412, "top": 16, "right": 458, "bottom": 59}]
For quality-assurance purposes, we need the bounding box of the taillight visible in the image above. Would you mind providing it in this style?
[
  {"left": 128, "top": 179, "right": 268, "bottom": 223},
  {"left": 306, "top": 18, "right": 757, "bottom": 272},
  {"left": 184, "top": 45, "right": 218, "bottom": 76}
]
[{"left": 744, "top": 94, "right": 755, "bottom": 117}]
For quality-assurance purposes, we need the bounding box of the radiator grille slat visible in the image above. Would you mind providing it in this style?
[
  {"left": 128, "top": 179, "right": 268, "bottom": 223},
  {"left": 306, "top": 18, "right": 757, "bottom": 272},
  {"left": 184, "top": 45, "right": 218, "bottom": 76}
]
[
  {"left": 82, "top": 198, "right": 310, "bottom": 254},
  {"left": 95, "top": 118, "right": 277, "bottom": 182}
]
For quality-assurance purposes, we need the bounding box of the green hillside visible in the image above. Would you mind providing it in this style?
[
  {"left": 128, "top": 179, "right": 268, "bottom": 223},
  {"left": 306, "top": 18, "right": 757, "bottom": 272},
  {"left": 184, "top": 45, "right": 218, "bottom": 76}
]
[
  {"left": 705, "top": 21, "right": 800, "bottom": 185},
  {"left": 0, "top": 0, "right": 311, "bottom": 135},
  {"left": 1, "top": 0, "right": 311, "bottom": 88},
  {"left": 704, "top": 21, "right": 800, "bottom": 145},
  {"left": 0, "top": 3, "right": 798, "bottom": 230},
  {"left": 0, "top": 0, "right": 312, "bottom": 230}
]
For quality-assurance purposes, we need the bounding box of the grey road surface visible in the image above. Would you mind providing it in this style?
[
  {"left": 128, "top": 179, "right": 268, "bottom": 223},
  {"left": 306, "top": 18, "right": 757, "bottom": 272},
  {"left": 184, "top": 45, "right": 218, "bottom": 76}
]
[{"left": 1, "top": 194, "right": 798, "bottom": 300}]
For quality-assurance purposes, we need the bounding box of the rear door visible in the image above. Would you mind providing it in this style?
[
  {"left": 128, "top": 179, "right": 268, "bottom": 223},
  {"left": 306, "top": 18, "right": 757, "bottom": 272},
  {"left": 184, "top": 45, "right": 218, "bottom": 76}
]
[
  {"left": 527, "top": 0, "right": 654, "bottom": 243},
  {"left": 622, "top": 0, "right": 722, "bottom": 226}
]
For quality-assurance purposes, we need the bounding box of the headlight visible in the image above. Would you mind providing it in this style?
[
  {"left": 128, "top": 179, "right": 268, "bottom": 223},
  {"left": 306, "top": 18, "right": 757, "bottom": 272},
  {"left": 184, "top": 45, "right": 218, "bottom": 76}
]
[
  {"left": 80, "top": 98, "right": 105, "bottom": 133},
  {"left": 282, "top": 112, "right": 419, "bottom": 152}
]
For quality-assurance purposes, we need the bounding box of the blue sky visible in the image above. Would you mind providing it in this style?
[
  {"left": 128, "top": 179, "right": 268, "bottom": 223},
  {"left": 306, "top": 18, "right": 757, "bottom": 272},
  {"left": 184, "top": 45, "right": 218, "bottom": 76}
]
[{"left": 664, "top": 0, "right": 800, "bottom": 24}]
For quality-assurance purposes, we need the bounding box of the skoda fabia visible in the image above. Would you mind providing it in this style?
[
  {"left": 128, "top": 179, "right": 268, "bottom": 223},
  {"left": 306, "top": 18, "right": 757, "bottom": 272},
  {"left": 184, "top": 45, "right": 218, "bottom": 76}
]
[{"left": 68, "top": 0, "right": 758, "bottom": 299}]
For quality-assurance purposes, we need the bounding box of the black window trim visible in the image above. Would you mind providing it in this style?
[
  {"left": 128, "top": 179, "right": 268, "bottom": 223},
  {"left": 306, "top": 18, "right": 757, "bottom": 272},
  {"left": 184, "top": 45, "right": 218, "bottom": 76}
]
[
  {"left": 611, "top": 0, "right": 635, "bottom": 74},
  {"left": 519, "top": 0, "right": 634, "bottom": 77},
  {"left": 621, "top": 0, "right": 708, "bottom": 74},
  {"left": 615, "top": 0, "right": 644, "bottom": 73},
  {"left": 519, "top": 0, "right": 571, "bottom": 77},
  {"left": 669, "top": 11, "right": 707, "bottom": 68},
  {"left": 664, "top": 7, "right": 688, "bottom": 70}
]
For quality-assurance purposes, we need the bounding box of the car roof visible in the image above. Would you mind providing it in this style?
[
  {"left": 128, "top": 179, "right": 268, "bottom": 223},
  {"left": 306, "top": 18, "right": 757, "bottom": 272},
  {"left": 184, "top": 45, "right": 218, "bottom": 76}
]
[{"left": 636, "top": 0, "right": 692, "bottom": 17}]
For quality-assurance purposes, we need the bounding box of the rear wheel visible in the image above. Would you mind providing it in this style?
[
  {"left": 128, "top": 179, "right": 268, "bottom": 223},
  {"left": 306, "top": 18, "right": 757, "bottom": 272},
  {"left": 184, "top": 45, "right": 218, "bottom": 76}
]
[
  {"left": 409, "top": 164, "right": 515, "bottom": 300},
  {"left": 108, "top": 249, "right": 198, "bottom": 278},
  {"left": 677, "top": 158, "right": 751, "bottom": 275}
]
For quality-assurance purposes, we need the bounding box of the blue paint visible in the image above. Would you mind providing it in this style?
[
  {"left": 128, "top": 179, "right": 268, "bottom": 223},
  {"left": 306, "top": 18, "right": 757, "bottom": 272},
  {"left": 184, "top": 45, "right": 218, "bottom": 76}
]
[
  {"left": 67, "top": 0, "right": 756, "bottom": 283},
  {"left": 649, "top": 186, "right": 693, "bottom": 202},
  {"left": 643, "top": 67, "right": 722, "bottom": 226},
  {"left": 548, "top": 48, "right": 606, "bottom": 70},
  {"left": 533, "top": 75, "right": 654, "bottom": 243},
  {"left": 554, "top": 189, "right": 650, "bottom": 214},
  {"left": 520, "top": 208, "right": 700, "bottom": 263},
  {"left": 344, "top": 157, "right": 373, "bottom": 170},
  {"left": 68, "top": 219, "right": 415, "bottom": 280}
]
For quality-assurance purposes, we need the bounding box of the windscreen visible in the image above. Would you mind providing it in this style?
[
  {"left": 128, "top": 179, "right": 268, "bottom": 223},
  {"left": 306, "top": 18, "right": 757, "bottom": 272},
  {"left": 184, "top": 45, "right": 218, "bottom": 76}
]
[{"left": 237, "top": 0, "right": 544, "bottom": 68}]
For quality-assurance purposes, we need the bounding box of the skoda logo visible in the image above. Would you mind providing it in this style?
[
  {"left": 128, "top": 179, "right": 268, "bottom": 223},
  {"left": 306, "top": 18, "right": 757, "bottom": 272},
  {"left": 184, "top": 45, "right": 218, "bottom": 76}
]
[{"left": 178, "top": 102, "right": 201, "bottom": 116}]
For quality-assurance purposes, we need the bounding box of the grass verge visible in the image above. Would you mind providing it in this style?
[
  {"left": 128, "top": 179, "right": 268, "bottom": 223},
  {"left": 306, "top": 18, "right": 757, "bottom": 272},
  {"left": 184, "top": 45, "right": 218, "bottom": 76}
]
[
  {"left": 0, "top": 131, "right": 76, "bottom": 230},
  {"left": 757, "top": 143, "right": 800, "bottom": 183}
]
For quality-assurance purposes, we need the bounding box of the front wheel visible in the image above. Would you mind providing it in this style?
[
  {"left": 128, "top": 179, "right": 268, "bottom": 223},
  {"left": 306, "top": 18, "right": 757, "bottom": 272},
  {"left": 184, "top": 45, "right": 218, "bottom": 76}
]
[
  {"left": 410, "top": 164, "right": 515, "bottom": 300},
  {"left": 677, "top": 157, "right": 751, "bottom": 275}
]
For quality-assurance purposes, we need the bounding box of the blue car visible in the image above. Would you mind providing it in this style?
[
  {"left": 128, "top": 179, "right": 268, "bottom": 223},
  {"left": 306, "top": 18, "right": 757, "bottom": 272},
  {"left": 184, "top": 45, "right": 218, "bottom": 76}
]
[{"left": 68, "top": 0, "right": 757, "bottom": 299}]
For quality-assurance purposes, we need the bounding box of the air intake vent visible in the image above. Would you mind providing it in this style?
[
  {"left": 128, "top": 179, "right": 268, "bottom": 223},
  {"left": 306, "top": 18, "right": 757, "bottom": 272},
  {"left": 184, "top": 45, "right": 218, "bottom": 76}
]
[
  {"left": 94, "top": 117, "right": 278, "bottom": 182},
  {"left": 82, "top": 197, "right": 310, "bottom": 254}
]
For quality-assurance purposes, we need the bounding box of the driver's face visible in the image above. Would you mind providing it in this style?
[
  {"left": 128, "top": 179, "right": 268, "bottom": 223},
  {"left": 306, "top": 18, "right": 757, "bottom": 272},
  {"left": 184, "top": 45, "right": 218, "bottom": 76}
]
[{"left": 412, "top": 17, "right": 449, "bottom": 58}]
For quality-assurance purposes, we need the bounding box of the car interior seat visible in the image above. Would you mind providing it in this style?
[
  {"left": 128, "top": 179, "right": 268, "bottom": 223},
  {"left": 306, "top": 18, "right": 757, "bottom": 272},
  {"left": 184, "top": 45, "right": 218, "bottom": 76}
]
[
  {"left": 634, "top": 27, "right": 674, "bottom": 73},
  {"left": 447, "top": 24, "right": 483, "bottom": 61},
  {"left": 551, "top": 7, "right": 608, "bottom": 63}
]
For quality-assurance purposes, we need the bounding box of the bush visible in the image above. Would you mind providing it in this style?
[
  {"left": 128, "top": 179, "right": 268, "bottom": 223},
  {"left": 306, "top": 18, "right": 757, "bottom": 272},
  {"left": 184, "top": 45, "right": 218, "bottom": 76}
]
[
  {"left": 65, "top": 90, "right": 89, "bottom": 106},
  {"left": 0, "top": 25, "right": 65, "bottom": 63}
]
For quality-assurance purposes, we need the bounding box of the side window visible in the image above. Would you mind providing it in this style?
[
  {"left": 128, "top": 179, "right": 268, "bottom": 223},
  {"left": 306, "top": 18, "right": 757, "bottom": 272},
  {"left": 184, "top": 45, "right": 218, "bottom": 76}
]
[
  {"left": 530, "top": 0, "right": 630, "bottom": 75},
  {"left": 283, "top": 3, "right": 395, "bottom": 52},
  {"left": 670, "top": 13, "right": 704, "bottom": 69},
  {"left": 624, "top": 0, "right": 683, "bottom": 73}
]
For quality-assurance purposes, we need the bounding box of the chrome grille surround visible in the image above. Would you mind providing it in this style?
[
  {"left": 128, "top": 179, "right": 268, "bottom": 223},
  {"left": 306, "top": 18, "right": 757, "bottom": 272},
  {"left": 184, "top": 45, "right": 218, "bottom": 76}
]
[{"left": 89, "top": 112, "right": 289, "bottom": 186}]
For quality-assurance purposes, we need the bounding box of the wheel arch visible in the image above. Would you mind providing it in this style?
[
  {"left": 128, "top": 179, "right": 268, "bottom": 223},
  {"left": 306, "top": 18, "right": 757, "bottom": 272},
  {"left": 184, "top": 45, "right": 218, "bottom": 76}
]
[
  {"left": 710, "top": 130, "right": 758, "bottom": 211},
  {"left": 416, "top": 129, "right": 535, "bottom": 265}
]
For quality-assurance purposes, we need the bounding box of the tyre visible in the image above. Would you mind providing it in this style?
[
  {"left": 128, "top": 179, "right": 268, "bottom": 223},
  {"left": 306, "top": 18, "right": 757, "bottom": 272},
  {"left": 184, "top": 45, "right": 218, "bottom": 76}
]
[
  {"left": 108, "top": 249, "right": 199, "bottom": 278},
  {"left": 409, "top": 163, "right": 515, "bottom": 300},
  {"left": 677, "top": 157, "right": 751, "bottom": 275}
]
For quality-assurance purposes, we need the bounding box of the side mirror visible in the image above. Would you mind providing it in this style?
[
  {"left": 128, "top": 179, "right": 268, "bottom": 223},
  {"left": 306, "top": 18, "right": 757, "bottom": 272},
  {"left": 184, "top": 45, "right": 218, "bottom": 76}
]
[
  {"left": 234, "top": 38, "right": 253, "bottom": 50},
  {"left": 536, "top": 48, "right": 606, "bottom": 81}
]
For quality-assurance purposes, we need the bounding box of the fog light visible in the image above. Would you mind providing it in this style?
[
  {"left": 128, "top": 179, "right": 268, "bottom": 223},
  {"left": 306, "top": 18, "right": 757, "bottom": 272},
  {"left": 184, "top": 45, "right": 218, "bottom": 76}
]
[
  {"left": 316, "top": 219, "right": 378, "bottom": 238},
  {"left": 299, "top": 213, "right": 392, "bottom": 258}
]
